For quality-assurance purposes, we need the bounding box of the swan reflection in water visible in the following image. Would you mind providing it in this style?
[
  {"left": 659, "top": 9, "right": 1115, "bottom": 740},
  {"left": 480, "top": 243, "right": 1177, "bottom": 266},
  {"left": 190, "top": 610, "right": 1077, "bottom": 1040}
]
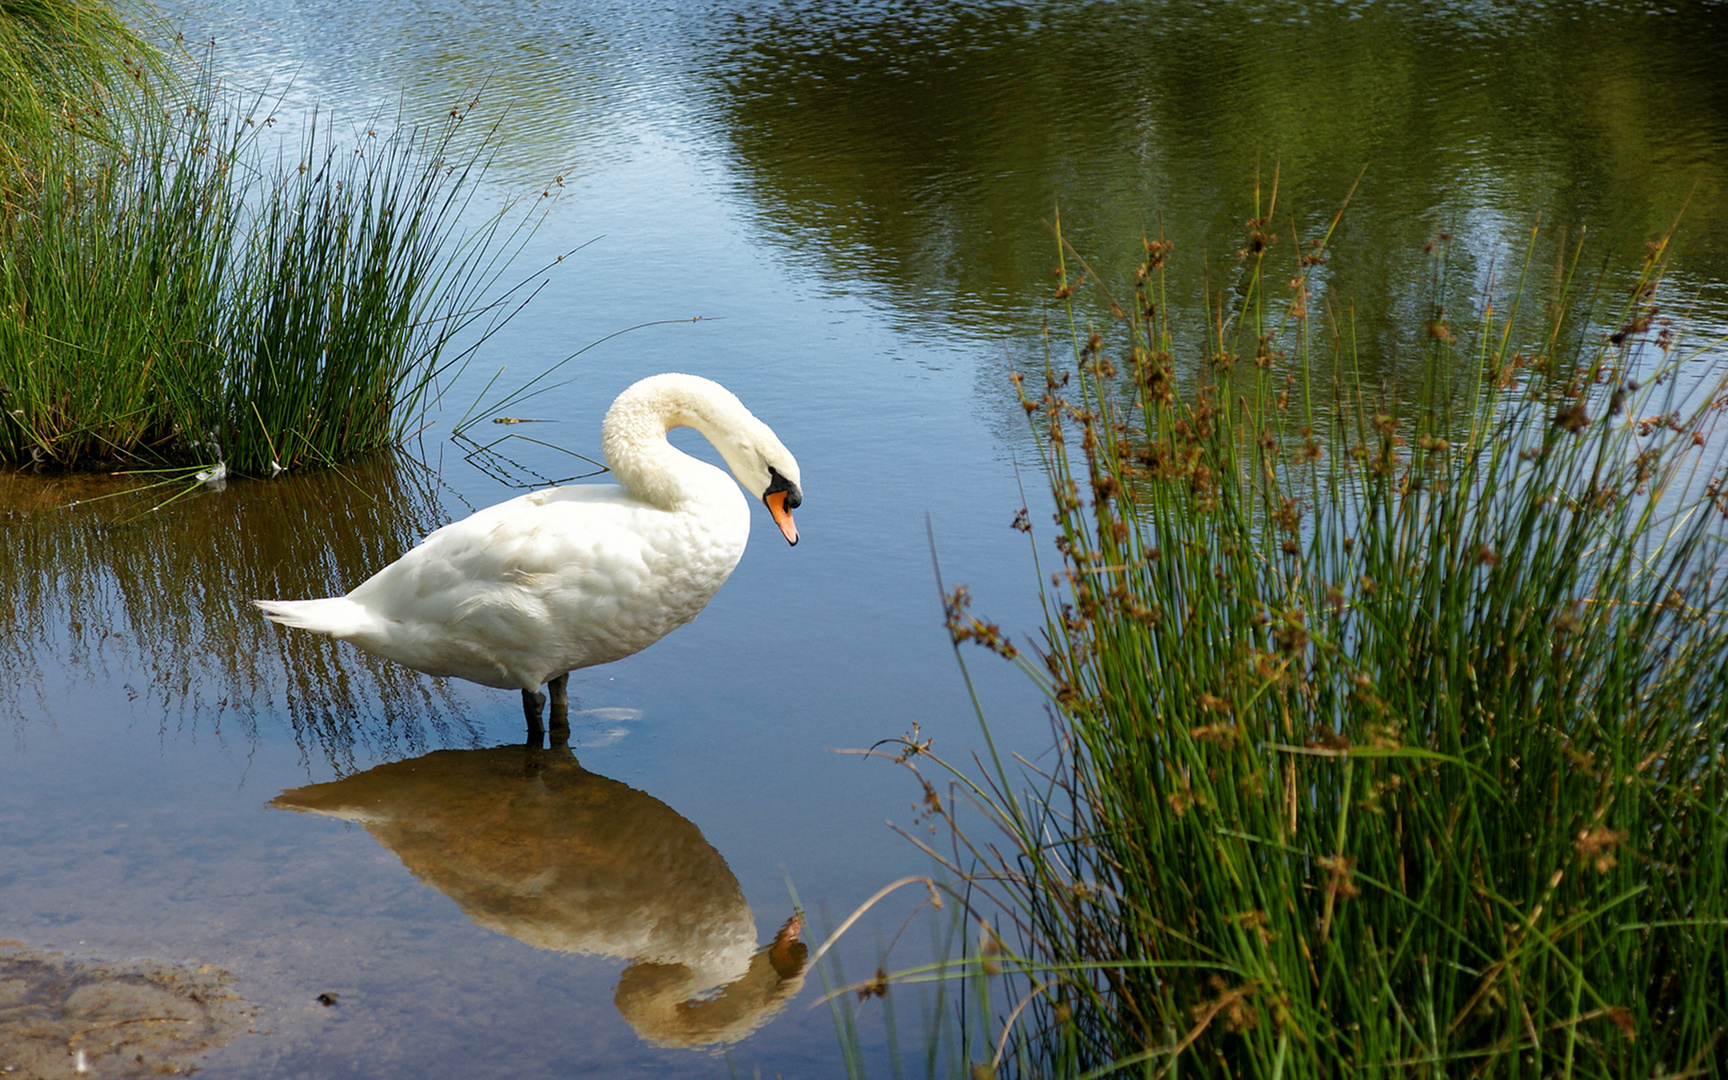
[{"left": 272, "top": 741, "right": 807, "bottom": 1048}]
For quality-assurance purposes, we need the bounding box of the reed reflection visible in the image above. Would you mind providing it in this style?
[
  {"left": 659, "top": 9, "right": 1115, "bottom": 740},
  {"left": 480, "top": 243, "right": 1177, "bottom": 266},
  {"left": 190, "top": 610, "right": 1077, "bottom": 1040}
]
[
  {"left": 272, "top": 741, "right": 808, "bottom": 1048},
  {"left": 0, "top": 456, "right": 477, "bottom": 765}
]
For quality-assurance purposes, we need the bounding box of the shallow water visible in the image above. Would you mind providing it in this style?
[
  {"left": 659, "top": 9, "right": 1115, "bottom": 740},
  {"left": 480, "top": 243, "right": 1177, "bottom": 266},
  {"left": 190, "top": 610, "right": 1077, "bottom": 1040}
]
[{"left": 5, "top": 1, "right": 1728, "bottom": 1076}]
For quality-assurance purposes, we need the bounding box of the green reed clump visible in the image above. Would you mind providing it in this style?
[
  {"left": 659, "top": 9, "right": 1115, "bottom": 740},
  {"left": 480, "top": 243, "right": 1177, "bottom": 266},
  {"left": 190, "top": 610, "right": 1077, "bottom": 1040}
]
[
  {"left": 210, "top": 96, "right": 533, "bottom": 475},
  {"left": 884, "top": 197, "right": 1728, "bottom": 1079},
  {"left": 0, "top": 79, "right": 233, "bottom": 468},
  {"left": 0, "top": 54, "right": 540, "bottom": 474}
]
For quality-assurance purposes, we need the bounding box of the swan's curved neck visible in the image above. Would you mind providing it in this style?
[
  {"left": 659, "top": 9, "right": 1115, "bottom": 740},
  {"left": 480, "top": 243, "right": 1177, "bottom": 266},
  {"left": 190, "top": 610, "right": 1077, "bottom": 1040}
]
[{"left": 601, "top": 376, "right": 754, "bottom": 509}]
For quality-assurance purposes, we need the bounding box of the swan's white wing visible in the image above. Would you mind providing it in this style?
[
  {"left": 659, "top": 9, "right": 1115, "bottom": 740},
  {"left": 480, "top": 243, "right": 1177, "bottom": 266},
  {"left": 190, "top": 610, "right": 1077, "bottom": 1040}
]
[{"left": 342, "top": 483, "right": 749, "bottom": 688}]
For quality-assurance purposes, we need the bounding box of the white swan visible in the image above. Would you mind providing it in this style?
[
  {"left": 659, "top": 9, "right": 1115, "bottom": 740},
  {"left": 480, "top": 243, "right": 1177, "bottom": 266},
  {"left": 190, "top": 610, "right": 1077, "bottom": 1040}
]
[{"left": 254, "top": 373, "right": 802, "bottom": 734}]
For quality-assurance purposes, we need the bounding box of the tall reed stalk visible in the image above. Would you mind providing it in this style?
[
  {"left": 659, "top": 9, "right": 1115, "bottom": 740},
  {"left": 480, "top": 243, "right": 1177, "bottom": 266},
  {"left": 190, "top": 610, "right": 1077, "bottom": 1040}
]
[{"left": 866, "top": 193, "right": 1728, "bottom": 1078}]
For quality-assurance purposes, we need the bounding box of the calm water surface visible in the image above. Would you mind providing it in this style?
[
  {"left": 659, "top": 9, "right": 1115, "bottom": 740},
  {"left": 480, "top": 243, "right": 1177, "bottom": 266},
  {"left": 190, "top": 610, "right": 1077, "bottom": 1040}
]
[{"left": 5, "top": 1, "right": 1728, "bottom": 1076}]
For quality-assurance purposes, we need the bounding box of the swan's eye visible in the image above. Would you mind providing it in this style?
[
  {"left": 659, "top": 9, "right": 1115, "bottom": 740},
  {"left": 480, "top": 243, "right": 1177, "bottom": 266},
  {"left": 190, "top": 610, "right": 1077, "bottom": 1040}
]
[{"left": 765, "top": 466, "right": 801, "bottom": 509}]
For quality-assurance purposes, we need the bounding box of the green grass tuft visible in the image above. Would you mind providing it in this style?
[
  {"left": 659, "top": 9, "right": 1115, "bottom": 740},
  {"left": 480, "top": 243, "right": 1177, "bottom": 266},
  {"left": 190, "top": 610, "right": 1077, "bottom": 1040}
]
[{"left": 1, "top": 9, "right": 549, "bottom": 475}]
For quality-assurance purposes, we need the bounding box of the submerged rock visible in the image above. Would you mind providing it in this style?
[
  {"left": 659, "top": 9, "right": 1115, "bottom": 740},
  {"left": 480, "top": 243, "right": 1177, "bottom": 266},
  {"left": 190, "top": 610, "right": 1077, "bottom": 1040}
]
[{"left": 0, "top": 942, "right": 253, "bottom": 1079}]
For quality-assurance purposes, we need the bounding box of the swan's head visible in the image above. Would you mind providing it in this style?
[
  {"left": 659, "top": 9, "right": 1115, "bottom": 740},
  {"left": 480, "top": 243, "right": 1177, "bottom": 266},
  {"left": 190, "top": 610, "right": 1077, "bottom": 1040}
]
[
  {"left": 720, "top": 421, "right": 802, "bottom": 547},
  {"left": 604, "top": 373, "right": 804, "bottom": 544}
]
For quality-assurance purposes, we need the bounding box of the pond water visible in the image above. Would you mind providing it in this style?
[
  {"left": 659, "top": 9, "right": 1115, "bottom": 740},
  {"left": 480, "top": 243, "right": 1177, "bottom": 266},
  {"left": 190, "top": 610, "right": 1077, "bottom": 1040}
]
[{"left": 5, "top": 1, "right": 1728, "bottom": 1076}]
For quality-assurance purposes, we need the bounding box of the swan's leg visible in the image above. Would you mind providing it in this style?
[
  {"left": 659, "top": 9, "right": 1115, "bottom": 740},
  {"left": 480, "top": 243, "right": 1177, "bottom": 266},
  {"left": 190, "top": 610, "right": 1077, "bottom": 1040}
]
[
  {"left": 522, "top": 687, "right": 547, "bottom": 743},
  {"left": 548, "top": 673, "right": 570, "bottom": 735}
]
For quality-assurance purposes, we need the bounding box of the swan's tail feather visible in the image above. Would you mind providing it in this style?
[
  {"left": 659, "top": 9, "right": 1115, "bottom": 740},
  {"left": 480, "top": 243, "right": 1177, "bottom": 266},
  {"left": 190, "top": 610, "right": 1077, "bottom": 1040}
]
[{"left": 253, "top": 597, "right": 378, "bottom": 638}]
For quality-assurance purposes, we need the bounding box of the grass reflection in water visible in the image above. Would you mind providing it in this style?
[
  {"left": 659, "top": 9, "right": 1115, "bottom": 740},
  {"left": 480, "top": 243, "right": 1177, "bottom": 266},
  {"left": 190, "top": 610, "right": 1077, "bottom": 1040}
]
[{"left": 0, "top": 456, "right": 476, "bottom": 767}]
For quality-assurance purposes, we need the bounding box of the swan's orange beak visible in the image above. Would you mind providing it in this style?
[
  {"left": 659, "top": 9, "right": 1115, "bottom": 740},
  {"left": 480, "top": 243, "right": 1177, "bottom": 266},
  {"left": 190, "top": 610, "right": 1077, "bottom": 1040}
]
[{"left": 765, "top": 490, "right": 799, "bottom": 546}]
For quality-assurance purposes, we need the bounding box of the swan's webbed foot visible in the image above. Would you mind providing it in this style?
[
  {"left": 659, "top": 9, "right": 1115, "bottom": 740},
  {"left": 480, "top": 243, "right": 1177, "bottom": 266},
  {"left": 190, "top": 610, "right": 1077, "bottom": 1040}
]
[
  {"left": 548, "top": 673, "right": 570, "bottom": 735},
  {"left": 522, "top": 687, "right": 547, "bottom": 743}
]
